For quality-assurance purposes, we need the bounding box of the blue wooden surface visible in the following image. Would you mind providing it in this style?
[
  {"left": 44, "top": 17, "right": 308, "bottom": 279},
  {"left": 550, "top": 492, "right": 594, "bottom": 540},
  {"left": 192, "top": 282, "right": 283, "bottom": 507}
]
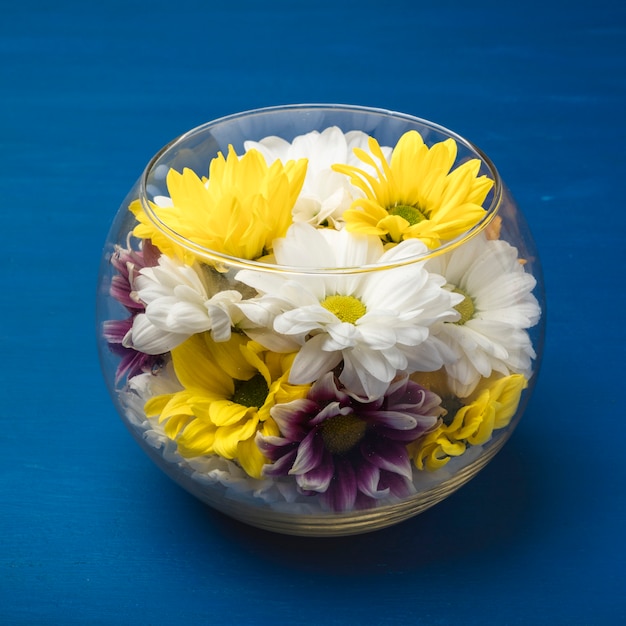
[{"left": 2, "top": 0, "right": 625, "bottom": 623}]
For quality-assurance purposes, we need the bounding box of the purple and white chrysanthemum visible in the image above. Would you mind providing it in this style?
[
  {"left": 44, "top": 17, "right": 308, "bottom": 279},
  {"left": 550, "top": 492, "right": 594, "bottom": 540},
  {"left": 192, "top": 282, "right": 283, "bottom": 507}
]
[
  {"left": 257, "top": 372, "right": 442, "bottom": 511},
  {"left": 104, "top": 238, "right": 162, "bottom": 383}
]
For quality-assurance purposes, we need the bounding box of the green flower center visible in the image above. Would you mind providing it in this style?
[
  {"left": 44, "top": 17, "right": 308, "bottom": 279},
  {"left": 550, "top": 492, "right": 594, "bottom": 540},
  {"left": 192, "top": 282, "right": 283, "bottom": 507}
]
[
  {"left": 232, "top": 373, "right": 269, "bottom": 408},
  {"left": 321, "top": 294, "right": 367, "bottom": 324},
  {"left": 319, "top": 413, "right": 367, "bottom": 455},
  {"left": 389, "top": 204, "right": 428, "bottom": 225},
  {"left": 452, "top": 287, "right": 475, "bottom": 325}
]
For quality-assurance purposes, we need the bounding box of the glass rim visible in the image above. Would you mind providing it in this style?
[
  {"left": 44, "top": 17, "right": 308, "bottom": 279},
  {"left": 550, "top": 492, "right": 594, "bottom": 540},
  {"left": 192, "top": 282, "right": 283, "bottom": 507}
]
[{"left": 138, "top": 103, "right": 504, "bottom": 275}]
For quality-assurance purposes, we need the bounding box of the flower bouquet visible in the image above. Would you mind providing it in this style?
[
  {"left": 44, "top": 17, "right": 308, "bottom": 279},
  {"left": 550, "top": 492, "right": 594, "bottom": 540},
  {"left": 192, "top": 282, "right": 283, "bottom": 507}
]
[{"left": 97, "top": 105, "right": 544, "bottom": 535}]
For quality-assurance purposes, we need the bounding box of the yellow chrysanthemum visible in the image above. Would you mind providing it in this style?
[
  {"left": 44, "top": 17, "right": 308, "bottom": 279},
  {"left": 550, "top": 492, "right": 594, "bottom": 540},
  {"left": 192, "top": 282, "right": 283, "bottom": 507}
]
[
  {"left": 408, "top": 373, "right": 528, "bottom": 471},
  {"left": 144, "top": 332, "right": 310, "bottom": 478},
  {"left": 130, "top": 147, "right": 307, "bottom": 263},
  {"left": 333, "top": 130, "right": 494, "bottom": 248}
]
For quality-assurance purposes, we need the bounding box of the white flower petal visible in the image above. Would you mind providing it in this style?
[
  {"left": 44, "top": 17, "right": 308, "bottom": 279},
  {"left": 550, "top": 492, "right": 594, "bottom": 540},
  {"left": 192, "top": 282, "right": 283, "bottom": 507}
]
[
  {"left": 288, "top": 334, "right": 343, "bottom": 385},
  {"left": 131, "top": 255, "right": 241, "bottom": 353},
  {"left": 128, "top": 313, "right": 190, "bottom": 355}
]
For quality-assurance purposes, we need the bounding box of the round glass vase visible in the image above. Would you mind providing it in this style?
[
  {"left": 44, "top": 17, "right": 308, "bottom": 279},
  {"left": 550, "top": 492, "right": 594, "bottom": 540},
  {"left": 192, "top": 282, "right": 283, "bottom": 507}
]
[{"left": 96, "top": 104, "right": 545, "bottom": 537}]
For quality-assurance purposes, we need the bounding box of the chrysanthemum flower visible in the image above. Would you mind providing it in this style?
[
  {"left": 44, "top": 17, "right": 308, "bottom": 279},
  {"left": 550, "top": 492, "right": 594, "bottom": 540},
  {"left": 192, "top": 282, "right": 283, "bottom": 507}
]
[
  {"left": 124, "top": 253, "right": 243, "bottom": 355},
  {"left": 236, "top": 223, "right": 460, "bottom": 401},
  {"left": 129, "top": 147, "right": 307, "bottom": 262},
  {"left": 409, "top": 373, "right": 527, "bottom": 471},
  {"left": 427, "top": 233, "right": 541, "bottom": 397},
  {"left": 244, "top": 126, "right": 391, "bottom": 227},
  {"left": 257, "top": 372, "right": 441, "bottom": 511},
  {"left": 143, "top": 332, "right": 310, "bottom": 478},
  {"left": 333, "top": 130, "right": 494, "bottom": 248}
]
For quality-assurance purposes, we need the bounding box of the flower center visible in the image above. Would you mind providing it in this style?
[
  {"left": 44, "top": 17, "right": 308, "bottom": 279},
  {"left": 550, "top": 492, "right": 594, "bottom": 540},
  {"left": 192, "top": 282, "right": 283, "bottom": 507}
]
[
  {"left": 440, "top": 395, "right": 465, "bottom": 425},
  {"left": 389, "top": 204, "right": 428, "bottom": 225},
  {"left": 321, "top": 295, "right": 367, "bottom": 324},
  {"left": 319, "top": 413, "right": 367, "bottom": 455},
  {"left": 452, "top": 287, "right": 475, "bottom": 325},
  {"left": 231, "top": 373, "right": 269, "bottom": 408}
]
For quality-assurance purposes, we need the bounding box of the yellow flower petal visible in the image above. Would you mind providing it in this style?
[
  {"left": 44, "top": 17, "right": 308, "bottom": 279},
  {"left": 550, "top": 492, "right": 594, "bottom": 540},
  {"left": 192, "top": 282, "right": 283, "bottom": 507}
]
[
  {"left": 491, "top": 374, "right": 528, "bottom": 428},
  {"left": 171, "top": 333, "right": 233, "bottom": 394},
  {"left": 208, "top": 400, "right": 253, "bottom": 427},
  {"left": 176, "top": 419, "right": 217, "bottom": 457},
  {"left": 211, "top": 419, "right": 259, "bottom": 459},
  {"left": 236, "top": 434, "right": 267, "bottom": 479},
  {"left": 409, "top": 373, "right": 528, "bottom": 471}
]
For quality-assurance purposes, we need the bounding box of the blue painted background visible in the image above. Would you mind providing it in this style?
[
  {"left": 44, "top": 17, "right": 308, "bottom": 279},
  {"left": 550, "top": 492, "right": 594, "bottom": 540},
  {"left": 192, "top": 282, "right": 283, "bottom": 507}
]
[{"left": 2, "top": 0, "right": 625, "bottom": 623}]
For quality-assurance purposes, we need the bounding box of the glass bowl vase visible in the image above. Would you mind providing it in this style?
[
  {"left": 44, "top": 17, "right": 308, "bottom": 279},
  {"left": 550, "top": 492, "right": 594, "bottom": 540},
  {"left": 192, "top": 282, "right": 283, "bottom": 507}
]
[{"left": 96, "top": 104, "right": 545, "bottom": 536}]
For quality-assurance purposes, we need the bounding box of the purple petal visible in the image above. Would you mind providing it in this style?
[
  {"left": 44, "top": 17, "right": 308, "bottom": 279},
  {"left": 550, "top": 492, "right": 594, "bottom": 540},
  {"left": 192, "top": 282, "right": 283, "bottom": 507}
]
[
  {"left": 290, "top": 430, "right": 325, "bottom": 475},
  {"left": 262, "top": 448, "right": 299, "bottom": 477},
  {"left": 322, "top": 458, "right": 357, "bottom": 511},
  {"left": 356, "top": 462, "right": 389, "bottom": 500},
  {"left": 110, "top": 275, "right": 143, "bottom": 311},
  {"left": 308, "top": 371, "right": 350, "bottom": 405},
  {"left": 360, "top": 438, "right": 413, "bottom": 480},
  {"left": 113, "top": 349, "right": 150, "bottom": 383},
  {"left": 377, "top": 470, "right": 413, "bottom": 499},
  {"left": 270, "top": 399, "right": 317, "bottom": 441},
  {"left": 309, "top": 401, "right": 350, "bottom": 426},
  {"left": 256, "top": 433, "right": 297, "bottom": 464},
  {"left": 369, "top": 409, "right": 419, "bottom": 431},
  {"left": 103, "top": 317, "right": 133, "bottom": 343},
  {"left": 296, "top": 453, "right": 334, "bottom": 493}
]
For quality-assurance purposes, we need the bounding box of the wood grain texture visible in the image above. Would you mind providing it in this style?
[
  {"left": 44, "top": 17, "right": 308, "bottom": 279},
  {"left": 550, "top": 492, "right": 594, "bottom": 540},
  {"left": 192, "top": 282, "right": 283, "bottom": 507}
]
[{"left": 1, "top": 0, "right": 625, "bottom": 623}]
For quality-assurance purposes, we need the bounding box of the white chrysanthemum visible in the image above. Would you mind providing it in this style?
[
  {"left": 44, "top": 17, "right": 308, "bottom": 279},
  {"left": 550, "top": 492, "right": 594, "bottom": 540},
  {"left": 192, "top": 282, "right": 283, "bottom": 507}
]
[
  {"left": 236, "top": 223, "right": 460, "bottom": 401},
  {"left": 244, "top": 126, "right": 392, "bottom": 227},
  {"left": 125, "top": 255, "right": 243, "bottom": 355},
  {"left": 427, "top": 233, "right": 541, "bottom": 397}
]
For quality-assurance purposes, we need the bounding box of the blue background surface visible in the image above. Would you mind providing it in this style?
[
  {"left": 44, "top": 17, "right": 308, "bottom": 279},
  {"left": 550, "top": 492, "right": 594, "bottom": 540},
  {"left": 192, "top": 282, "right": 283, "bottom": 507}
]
[{"left": 2, "top": 0, "right": 625, "bottom": 623}]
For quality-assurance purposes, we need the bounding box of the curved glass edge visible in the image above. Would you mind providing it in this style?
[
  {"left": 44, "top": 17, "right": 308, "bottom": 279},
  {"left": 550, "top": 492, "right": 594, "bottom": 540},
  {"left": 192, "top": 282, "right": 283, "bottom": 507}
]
[
  {"left": 119, "top": 399, "right": 515, "bottom": 536},
  {"left": 137, "top": 104, "right": 505, "bottom": 272}
]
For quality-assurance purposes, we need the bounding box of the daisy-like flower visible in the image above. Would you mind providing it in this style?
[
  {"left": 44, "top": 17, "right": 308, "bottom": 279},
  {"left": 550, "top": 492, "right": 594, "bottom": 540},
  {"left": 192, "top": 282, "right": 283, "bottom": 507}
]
[
  {"left": 408, "top": 373, "right": 527, "bottom": 471},
  {"left": 236, "top": 223, "right": 460, "bottom": 401},
  {"left": 427, "top": 233, "right": 541, "bottom": 397},
  {"left": 333, "top": 130, "right": 494, "bottom": 248},
  {"left": 129, "top": 146, "right": 307, "bottom": 263},
  {"left": 257, "top": 372, "right": 441, "bottom": 511},
  {"left": 124, "top": 253, "right": 243, "bottom": 355},
  {"left": 244, "top": 126, "right": 392, "bottom": 227},
  {"left": 143, "top": 332, "right": 310, "bottom": 478}
]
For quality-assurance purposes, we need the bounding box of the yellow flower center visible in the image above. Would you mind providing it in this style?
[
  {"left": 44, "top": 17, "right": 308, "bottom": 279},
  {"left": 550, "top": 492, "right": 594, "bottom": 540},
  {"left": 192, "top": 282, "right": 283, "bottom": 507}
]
[
  {"left": 389, "top": 204, "right": 428, "bottom": 225},
  {"left": 319, "top": 413, "right": 367, "bottom": 455},
  {"left": 452, "top": 288, "right": 475, "bottom": 325},
  {"left": 321, "top": 295, "right": 367, "bottom": 324},
  {"left": 231, "top": 373, "right": 269, "bottom": 408}
]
